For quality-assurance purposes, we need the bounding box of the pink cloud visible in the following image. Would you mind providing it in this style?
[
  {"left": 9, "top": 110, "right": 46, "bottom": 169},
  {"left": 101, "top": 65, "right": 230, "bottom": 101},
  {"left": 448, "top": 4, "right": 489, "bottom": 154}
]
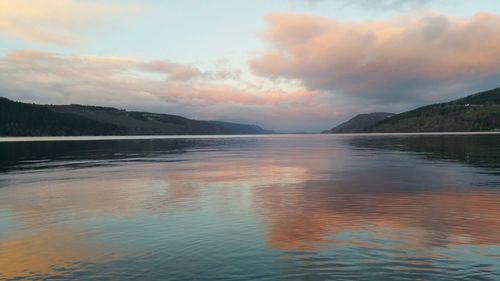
[
  {"left": 305, "top": 0, "right": 431, "bottom": 10},
  {"left": 140, "top": 60, "right": 203, "bottom": 81},
  {"left": 0, "top": 50, "right": 335, "bottom": 131},
  {"left": 251, "top": 12, "right": 500, "bottom": 103},
  {"left": 2, "top": 50, "right": 317, "bottom": 106}
]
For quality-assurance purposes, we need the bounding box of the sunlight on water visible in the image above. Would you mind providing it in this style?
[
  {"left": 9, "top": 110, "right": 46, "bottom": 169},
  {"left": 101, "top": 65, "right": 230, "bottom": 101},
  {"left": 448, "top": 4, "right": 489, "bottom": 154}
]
[{"left": 0, "top": 134, "right": 499, "bottom": 280}]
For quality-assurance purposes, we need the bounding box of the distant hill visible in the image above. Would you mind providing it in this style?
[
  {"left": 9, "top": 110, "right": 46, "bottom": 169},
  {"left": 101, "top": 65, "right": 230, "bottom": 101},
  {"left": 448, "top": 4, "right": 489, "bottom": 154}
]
[
  {"left": 322, "top": 112, "right": 394, "bottom": 133},
  {"left": 367, "top": 87, "right": 500, "bottom": 132},
  {"left": 0, "top": 97, "right": 273, "bottom": 136}
]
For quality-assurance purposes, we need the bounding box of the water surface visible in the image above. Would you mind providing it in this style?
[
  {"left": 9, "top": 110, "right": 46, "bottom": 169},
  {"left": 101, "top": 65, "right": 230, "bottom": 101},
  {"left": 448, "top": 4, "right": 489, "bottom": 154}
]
[{"left": 1, "top": 134, "right": 499, "bottom": 280}]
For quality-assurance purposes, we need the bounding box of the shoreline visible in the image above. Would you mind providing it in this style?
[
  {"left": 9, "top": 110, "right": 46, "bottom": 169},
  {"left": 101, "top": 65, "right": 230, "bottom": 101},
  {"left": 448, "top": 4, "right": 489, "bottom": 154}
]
[{"left": 2, "top": 131, "right": 500, "bottom": 143}]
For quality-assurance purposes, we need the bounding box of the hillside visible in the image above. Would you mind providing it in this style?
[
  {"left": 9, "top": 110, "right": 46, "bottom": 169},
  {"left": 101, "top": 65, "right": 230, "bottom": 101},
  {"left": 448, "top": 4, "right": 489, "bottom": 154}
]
[
  {"left": 367, "top": 87, "right": 500, "bottom": 132},
  {"left": 0, "top": 98, "right": 124, "bottom": 136},
  {"left": 323, "top": 112, "right": 394, "bottom": 133},
  {"left": 0, "top": 97, "right": 273, "bottom": 136}
]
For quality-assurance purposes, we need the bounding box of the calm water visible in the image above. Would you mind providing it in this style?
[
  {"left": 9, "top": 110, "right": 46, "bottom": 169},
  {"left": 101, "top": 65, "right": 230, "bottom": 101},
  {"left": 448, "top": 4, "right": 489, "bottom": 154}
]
[{"left": 1, "top": 134, "right": 500, "bottom": 280}]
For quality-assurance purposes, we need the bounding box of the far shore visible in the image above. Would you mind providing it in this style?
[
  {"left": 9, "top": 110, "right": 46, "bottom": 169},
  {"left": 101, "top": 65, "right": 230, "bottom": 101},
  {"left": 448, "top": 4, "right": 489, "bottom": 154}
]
[{"left": 2, "top": 131, "right": 500, "bottom": 143}]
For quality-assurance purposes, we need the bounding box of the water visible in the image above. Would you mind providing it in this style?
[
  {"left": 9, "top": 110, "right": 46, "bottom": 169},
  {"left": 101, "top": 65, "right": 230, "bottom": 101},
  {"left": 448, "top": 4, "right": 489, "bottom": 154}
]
[{"left": 0, "top": 134, "right": 499, "bottom": 280}]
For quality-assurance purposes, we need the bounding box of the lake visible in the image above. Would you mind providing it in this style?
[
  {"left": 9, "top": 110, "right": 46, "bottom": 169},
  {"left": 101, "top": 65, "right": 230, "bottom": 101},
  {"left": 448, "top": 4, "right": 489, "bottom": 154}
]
[{"left": 1, "top": 134, "right": 499, "bottom": 280}]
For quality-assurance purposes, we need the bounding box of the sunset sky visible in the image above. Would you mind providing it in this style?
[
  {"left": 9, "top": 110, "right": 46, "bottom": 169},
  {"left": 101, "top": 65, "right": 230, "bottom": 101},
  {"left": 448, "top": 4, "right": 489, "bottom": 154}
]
[{"left": 1, "top": 0, "right": 500, "bottom": 132}]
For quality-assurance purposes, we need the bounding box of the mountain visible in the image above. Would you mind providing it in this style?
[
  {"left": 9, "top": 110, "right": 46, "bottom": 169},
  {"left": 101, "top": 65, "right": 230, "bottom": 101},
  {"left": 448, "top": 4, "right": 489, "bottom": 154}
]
[
  {"left": 367, "top": 87, "right": 500, "bottom": 133},
  {"left": 322, "top": 112, "right": 394, "bottom": 133},
  {"left": 0, "top": 97, "right": 273, "bottom": 136}
]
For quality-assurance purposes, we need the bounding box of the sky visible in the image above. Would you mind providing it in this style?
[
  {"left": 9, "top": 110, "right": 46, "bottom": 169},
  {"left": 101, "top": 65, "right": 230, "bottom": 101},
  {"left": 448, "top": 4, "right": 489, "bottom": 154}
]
[{"left": 1, "top": 0, "right": 500, "bottom": 132}]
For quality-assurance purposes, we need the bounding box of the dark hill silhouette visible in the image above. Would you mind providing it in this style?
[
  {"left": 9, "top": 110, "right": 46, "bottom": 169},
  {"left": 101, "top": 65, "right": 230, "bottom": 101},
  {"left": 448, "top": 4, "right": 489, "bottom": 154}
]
[
  {"left": 323, "top": 112, "right": 394, "bottom": 133},
  {"left": 0, "top": 97, "right": 273, "bottom": 136},
  {"left": 368, "top": 87, "right": 500, "bottom": 132}
]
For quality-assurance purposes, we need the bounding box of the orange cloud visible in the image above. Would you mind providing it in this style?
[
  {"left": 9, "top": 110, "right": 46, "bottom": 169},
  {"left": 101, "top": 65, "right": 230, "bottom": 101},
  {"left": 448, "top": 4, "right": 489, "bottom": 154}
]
[
  {"left": 150, "top": 83, "right": 318, "bottom": 105},
  {"left": 0, "top": 0, "right": 136, "bottom": 45},
  {"left": 251, "top": 12, "right": 500, "bottom": 103}
]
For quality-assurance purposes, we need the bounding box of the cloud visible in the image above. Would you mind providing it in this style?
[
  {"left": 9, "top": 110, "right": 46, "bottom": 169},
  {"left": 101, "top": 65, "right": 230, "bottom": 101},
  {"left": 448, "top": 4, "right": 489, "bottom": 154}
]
[
  {"left": 250, "top": 11, "right": 500, "bottom": 106},
  {"left": 0, "top": 0, "right": 135, "bottom": 46},
  {"left": 0, "top": 50, "right": 334, "bottom": 131},
  {"left": 2, "top": 50, "right": 317, "bottom": 106},
  {"left": 140, "top": 60, "right": 203, "bottom": 81},
  {"left": 306, "top": 0, "right": 431, "bottom": 10}
]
